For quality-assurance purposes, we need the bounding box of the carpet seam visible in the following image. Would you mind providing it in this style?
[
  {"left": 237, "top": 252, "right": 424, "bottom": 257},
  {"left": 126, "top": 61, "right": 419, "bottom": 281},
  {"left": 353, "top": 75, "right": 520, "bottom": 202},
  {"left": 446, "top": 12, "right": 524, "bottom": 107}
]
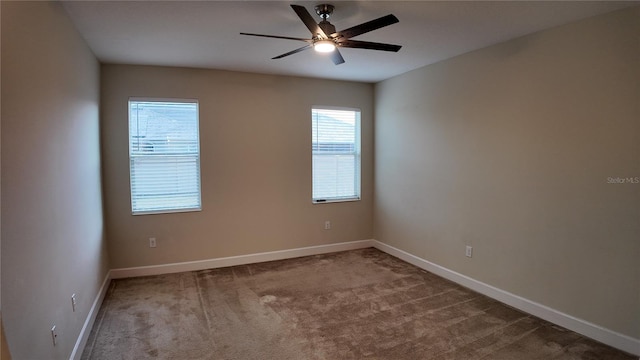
[
  {"left": 442, "top": 308, "right": 534, "bottom": 358},
  {"left": 193, "top": 271, "right": 216, "bottom": 350},
  {"left": 474, "top": 316, "right": 542, "bottom": 360},
  {"left": 541, "top": 323, "right": 603, "bottom": 359}
]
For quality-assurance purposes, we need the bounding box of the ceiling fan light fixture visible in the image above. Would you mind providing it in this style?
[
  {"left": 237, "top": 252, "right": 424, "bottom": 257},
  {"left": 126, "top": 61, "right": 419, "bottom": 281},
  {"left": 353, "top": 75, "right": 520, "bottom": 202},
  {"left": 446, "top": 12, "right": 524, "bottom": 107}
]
[{"left": 314, "top": 40, "right": 336, "bottom": 53}]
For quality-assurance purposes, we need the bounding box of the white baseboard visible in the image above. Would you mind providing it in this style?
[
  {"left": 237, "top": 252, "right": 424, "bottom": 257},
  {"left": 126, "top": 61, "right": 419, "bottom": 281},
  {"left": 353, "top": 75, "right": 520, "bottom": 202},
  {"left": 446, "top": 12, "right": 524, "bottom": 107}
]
[
  {"left": 110, "top": 239, "right": 375, "bottom": 279},
  {"left": 372, "top": 240, "right": 640, "bottom": 357},
  {"left": 69, "top": 270, "right": 112, "bottom": 360}
]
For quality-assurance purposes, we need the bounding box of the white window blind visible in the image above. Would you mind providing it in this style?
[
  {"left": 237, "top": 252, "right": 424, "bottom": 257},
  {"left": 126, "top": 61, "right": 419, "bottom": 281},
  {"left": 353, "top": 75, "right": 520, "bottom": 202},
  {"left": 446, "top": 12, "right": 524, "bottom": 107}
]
[
  {"left": 129, "top": 99, "right": 202, "bottom": 214},
  {"left": 312, "top": 107, "right": 361, "bottom": 203}
]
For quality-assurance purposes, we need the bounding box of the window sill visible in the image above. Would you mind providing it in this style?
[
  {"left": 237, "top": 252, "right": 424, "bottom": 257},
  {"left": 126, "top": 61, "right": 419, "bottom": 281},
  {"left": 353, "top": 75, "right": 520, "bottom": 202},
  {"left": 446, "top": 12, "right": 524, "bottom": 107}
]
[
  {"left": 312, "top": 197, "right": 360, "bottom": 204},
  {"left": 132, "top": 207, "right": 202, "bottom": 216}
]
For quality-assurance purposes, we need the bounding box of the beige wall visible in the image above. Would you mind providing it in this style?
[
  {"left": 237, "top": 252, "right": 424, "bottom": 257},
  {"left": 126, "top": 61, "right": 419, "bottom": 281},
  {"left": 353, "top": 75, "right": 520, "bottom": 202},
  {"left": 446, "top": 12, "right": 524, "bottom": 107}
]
[
  {"left": 1, "top": 2, "right": 109, "bottom": 359},
  {"left": 374, "top": 7, "right": 640, "bottom": 339},
  {"left": 101, "top": 65, "right": 373, "bottom": 268}
]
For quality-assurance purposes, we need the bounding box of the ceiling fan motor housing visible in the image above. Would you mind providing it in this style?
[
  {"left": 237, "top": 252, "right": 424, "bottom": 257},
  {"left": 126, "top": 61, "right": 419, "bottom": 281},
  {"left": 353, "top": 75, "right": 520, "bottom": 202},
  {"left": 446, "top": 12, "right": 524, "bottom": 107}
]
[{"left": 319, "top": 22, "right": 337, "bottom": 38}]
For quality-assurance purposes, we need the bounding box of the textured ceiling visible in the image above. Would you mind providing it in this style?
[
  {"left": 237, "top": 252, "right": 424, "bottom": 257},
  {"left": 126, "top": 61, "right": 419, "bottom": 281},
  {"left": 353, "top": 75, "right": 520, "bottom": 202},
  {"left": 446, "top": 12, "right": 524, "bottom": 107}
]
[{"left": 62, "top": 1, "right": 637, "bottom": 83}]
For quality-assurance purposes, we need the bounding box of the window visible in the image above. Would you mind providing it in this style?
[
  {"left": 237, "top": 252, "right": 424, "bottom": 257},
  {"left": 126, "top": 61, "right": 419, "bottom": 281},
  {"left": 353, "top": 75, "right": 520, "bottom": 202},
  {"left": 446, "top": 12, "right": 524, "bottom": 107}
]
[
  {"left": 312, "top": 107, "right": 361, "bottom": 203},
  {"left": 128, "top": 99, "right": 202, "bottom": 214}
]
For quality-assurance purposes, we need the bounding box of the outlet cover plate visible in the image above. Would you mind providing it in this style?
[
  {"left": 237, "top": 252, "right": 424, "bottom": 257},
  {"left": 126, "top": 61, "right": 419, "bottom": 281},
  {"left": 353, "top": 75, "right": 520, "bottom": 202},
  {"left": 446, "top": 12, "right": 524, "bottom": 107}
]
[{"left": 51, "top": 325, "right": 58, "bottom": 346}]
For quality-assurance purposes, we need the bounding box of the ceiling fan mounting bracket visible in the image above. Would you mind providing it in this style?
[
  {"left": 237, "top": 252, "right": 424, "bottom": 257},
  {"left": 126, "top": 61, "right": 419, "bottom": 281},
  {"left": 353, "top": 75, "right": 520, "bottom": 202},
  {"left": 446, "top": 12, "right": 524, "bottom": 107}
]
[{"left": 315, "top": 4, "right": 335, "bottom": 20}]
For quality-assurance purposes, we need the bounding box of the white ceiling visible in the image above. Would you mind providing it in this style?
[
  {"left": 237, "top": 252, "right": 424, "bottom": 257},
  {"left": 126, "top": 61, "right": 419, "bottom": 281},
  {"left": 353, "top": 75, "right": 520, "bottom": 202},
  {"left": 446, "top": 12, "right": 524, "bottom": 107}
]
[{"left": 62, "top": 1, "right": 637, "bottom": 83}]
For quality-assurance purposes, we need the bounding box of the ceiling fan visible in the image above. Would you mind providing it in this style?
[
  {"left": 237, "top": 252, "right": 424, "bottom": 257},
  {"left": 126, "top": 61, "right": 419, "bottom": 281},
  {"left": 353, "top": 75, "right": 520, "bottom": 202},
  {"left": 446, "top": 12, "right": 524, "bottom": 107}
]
[{"left": 240, "top": 4, "right": 401, "bottom": 65}]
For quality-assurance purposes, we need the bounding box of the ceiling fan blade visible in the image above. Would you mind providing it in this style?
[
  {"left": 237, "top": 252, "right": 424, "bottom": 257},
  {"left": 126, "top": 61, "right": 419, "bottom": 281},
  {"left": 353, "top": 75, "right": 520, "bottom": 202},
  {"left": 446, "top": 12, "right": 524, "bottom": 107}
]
[
  {"left": 272, "top": 44, "right": 313, "bottom": 59},
  {"left": 334, "top": 14, "right": 399, "bottom": 40},
  {"left": 338, "top": 40, "right": 401, "bottom": 52},
  {"left": 240, "top": 33, "right": 312, "bottom": 43},
  {"left": 290, "top": 5, "right": 328, "bottom": 39},
  {"left": 329, "top": 48, "right": 345, "bottom": 65}
]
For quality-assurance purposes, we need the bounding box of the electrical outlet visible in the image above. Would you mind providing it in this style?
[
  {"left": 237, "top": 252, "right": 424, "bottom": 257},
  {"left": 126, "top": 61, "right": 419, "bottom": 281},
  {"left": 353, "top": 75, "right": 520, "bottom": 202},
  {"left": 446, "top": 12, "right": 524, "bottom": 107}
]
[
  {"left": 465, "top": 246, "right": 473, "bottom": 258},
  {"left": 51, "top": 325, "right": 58, "bottom": 346},
  {"left": 149, "top": 237, "right": 157, "bottom": 248},
  {"left": 324, "top": 221, "right": 331, "bottom": 230},
  {"left": 71, "top": 294, "right": 77, "bottom": 312}
]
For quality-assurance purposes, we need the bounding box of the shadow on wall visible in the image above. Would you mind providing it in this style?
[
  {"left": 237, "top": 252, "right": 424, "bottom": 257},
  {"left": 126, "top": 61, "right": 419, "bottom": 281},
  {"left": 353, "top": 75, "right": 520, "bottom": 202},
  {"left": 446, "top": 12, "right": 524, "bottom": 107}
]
[{"left": 1, "top": 313, "right": 12, "bottom": 360}]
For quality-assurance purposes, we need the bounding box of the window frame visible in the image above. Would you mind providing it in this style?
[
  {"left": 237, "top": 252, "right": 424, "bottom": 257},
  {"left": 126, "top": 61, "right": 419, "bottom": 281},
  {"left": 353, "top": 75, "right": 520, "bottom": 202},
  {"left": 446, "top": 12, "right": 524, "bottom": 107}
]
[
  {"left": 128, "top": 97, "right": 203, "bottom": 215},
  {"left": 311, "top": 106, "right": 362, "bottom": 204}
]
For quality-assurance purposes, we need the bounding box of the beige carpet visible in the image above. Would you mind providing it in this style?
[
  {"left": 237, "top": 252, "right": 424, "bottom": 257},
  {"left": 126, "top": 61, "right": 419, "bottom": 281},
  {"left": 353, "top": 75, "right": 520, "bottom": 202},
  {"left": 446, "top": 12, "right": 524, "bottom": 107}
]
[{"left": 81, "top": 248, "right": 635, "bottom": 359}]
